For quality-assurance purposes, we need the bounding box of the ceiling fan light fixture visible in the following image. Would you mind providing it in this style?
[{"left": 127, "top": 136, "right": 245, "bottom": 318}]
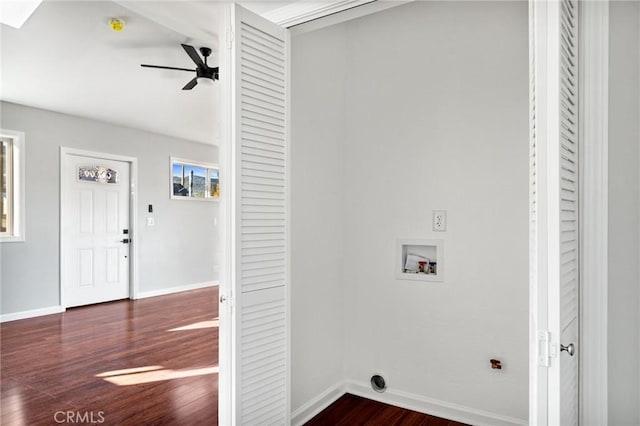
[{"left": 197, "top": 77, "right": 214, "bottom": 86}]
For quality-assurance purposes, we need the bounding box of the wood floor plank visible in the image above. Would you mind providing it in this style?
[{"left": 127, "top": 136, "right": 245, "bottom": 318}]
[
  {"left": 305, "top": 394, "right": 470, "bottom": 426},
  {"left": 363, "top": 405, "right": 413, "bottom": 426},
  {"left": 305, "top": 393, "right": 362, "bottom": 425},
  {"left": 334, "top": 395, "right": 386, "bottom": 426},
  {"left": 1, "top": 287, "right": 218, "bottom": 426}
]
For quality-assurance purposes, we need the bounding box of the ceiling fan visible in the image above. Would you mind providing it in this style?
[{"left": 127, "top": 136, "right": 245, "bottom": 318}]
[{"left": 141, "top": 44, "right": 219, "bottom": 90}]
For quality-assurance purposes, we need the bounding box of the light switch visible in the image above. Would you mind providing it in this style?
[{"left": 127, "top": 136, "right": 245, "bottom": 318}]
[{"left": 147, "top": 217, "right": 155, "bottom": 226}]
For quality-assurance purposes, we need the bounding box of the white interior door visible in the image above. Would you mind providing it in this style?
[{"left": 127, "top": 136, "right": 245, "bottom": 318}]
[
  {"left": 530, "top": 0, "right": 580, "bottom": 424},
  {"left": 62, "top": 153, "right": 130, "bottom": 308},
  {"left": 219, "top": 4, "right": 290, "bottom": 425}
]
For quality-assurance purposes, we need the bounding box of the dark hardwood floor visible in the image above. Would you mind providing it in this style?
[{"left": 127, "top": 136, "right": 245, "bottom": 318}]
[
  {"left": 3, "top": 288, "right": 466, "bottom": 426},
  {"left": 305, "top": 394, "right": 469, "bottom": 426},
  {"left": 1, "top": 287, "right": 218, "bottom": 426}
]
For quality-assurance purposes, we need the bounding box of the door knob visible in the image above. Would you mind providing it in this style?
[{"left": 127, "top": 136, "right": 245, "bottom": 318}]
[
  {"left": 219, "top": 295, "right": 227, "bottom": 303},
  {"left": 560, "top": 343, "right": 575, "bottom": 356},
  {"left": 120, "top": 238, "right": 130, "bottom": 244}
]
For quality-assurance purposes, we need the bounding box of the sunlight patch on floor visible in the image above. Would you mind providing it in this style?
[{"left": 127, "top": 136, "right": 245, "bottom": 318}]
[
  {"left": 96, "top": 365, "right": 164, "bottom": 378},
  {"left": 98, "top": 366, "right": 219, "bottom": 386},
  {"left": 167, "top": 318, "right": 219, "bottom": 332},
  {"left": 3, "top": 389, "right": 24, "bottom": 425}
]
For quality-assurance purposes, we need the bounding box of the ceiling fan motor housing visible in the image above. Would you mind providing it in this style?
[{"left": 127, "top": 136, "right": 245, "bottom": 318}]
[{"left": 196, "top": 66, "right": 218, "bottom": 81}]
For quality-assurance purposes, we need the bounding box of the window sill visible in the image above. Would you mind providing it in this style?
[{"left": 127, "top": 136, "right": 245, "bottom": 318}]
[
  {"left": 1, "top": 235, "right": 25, "bottom": 243},
  {"left": 170, "top": 196, "right": 220, "bottom": 202}
]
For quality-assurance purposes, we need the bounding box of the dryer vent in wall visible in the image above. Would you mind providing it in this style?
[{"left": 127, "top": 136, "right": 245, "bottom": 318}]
[{"left": 370, "top": 375, "right": 387, "bottom": 393}]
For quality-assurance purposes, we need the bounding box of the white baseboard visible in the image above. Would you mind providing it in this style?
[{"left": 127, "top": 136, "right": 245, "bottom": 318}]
[
  {"left": 291, "top": 382, "right": 346, "bottom": 426},
  {"left": 344, "top": 380, "right": 527, "bottom": 426},
  {"left": 0, "top": 305, "right": 66, "bottom": 323},
  {"left": 136, "top": 281, "right": 219, "bottom": 300},
  {"left": 0, "top": 282, "right": 218, "bottom": 322}
]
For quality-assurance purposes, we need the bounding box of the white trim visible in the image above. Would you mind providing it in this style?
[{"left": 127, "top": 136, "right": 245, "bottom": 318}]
[
  {"left": 263, "top": 0, "right": 375, "bottom": 28},
  {"left": 0, "top": 305, "right": 65, "bottom": 323},
  {"left": 217, "top": 5, "right": 234, "bottom": 425},
  {"left": 0, "top": 128, "right": 25, "bottom": 242},
  {"left": 130, "top": 156, "right": 139, "bottom": 300},
  {"left": 287, "top": 0, "right": 414, "bottom": 35},
  {"left": 285, "top": 23, "right": 293, "bottom": 426},
  {"left": 136, "top": 281, "right": 218, "bottom": 300},
  {"left": 290, "top": 382, "right": 346, "bottom": 426},
  {"left": 218, "top": 5, "right": 235, "bottom": 425},
  {"left": 529, "top": 0, "right": 551, "bottom": 422},
  {"left": 579, "top": 1, "right": 609, "bottom": 424},
  {"left": 345, "top": 380, "right": 527, "bottom": 426},
  {"left": 59, "top": 147, "right": 139, "bottom": 307}
]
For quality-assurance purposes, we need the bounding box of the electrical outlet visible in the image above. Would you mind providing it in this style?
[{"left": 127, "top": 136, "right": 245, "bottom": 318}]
[
  {"left": 147, "top": 217, "right": 155, "bottom": 227},
  {"left": 433, "top": 210, "right": 447, "bottom": 231}
]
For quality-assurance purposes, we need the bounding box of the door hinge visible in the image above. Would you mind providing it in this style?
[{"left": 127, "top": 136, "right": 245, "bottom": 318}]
[
  {"left": 226, "top": 28, "right": 234, "bottom": 49},
  {"left": 537, "top": 330, "right": 551, "bottom": 367},
  {"left": 219, "top": 293, "right": 233, "bottom": 310}
]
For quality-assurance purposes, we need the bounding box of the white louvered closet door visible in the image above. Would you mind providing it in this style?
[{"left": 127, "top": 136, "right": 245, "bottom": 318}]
[
  {"left": 530, "top": 0, "right": 579, "bottom": 424},
  {"left": 555, "top": 2, "right": 579, "bottom": 424},
  {"left": 219, "top": 4, "right": 290, "bottom": 426}
]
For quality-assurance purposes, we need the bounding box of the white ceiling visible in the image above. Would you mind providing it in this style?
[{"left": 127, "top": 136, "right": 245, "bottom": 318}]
[{"left": 0, "top": 0, "right": 292, "bottom": 145}]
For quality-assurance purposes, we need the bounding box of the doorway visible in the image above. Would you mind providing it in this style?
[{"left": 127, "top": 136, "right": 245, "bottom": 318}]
[{"left": 60, "top": 148, "right": 138, "bottom": 308}]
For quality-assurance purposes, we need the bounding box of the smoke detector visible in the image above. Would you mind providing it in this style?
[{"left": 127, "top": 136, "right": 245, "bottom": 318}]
[{"left": 109, "top": 18, "right": 125, "bottom": 32}]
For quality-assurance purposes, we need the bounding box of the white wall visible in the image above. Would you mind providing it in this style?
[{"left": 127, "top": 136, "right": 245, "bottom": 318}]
[
  {"left": 0, "top": 101, "right": 219, "bottom": 315},
  {"left": 291, "top": 24, "right": 348, "bottom": 412},
  {"left": 608, "top": 2, "right": 640, "bottom": 424},
  {"left": 292, "top": 1, "right": 529, "bottom": 422}
]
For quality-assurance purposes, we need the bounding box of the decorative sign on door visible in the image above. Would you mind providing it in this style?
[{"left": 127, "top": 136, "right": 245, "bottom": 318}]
[{"left": 78, "top": 166, "right": 119, "bottom": 184}]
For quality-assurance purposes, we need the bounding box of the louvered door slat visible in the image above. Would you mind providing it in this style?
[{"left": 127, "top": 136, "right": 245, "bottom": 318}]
[
  {"left": 242, "top": 135, "right": 285, "bottom": 151},
  {"left": 243, "top": 146, "right": 286, "bottom": 161},
  {"left": 242, "top": 106, "right": 285, "bottom": 125},
  {"left": 242, "top": 276, "right": 285, "bottom": 289},
  {"left": 243, "top": 92, "right": 286, "bottom": 114},
  {"left": 243, "top": 246, "right": 285, "bottom": 256},
  {"left": 242, "top": 76, "right": 285, "bottom": 100},
  {"left": 241, "top": 36, "right": 285, "bottom": 61},
  {"left": 242, "top": 66, "right": 285, "bottom": 90},
  {"left": 243, "top": 360, "right": 286, "bottom": 381},
  {"left": 242, "top": 52, "right": 286, "bottom": 77},
  {"left": 243, "top": 126, "right": 286, "bottom": 143}
]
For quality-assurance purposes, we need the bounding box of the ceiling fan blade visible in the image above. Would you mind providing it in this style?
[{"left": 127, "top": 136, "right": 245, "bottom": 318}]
[
  {"left": 182, "top": 77, "right": 198, "bottom": 90},
  {"left": 181, "top": 44, "right": 205, "bottom": 68},
  {"left": 141, "top": 64, "right": 194, "bottom": 72}
]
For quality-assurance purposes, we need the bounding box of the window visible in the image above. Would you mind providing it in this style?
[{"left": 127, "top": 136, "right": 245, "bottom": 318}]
[
  {"left": 1, "top": 130, "right": 25, "bottom": 242},
  {"left": 170, "top": 157, "right": 219, "bottom": 200}
]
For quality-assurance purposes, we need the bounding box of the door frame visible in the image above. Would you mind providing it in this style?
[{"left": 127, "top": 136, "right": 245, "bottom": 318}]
[
  {"left": 529, "top": 0, "right": 610, "bottom": 424},
  {"left": 59, "top": 147, "right": 139, "bottom": 308},
  {"left": 215, "top": 0, "right": 612, "bottom": 423},
  {"left": 578, "top": 0, "right": 609, "bottom": 424}
]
